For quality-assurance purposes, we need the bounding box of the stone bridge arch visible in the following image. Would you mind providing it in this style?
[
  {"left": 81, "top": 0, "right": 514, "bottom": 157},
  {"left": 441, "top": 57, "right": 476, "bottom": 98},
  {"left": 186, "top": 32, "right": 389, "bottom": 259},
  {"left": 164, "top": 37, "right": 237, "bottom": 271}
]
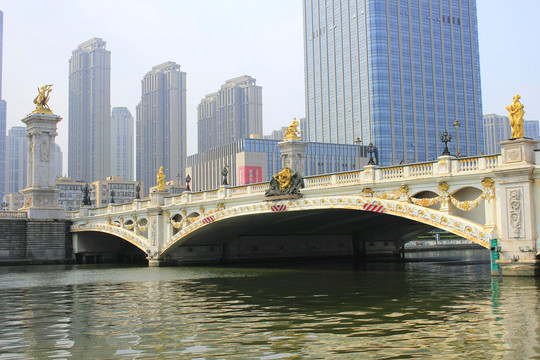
[
  {"left": 71, "top": 222, "right": 150, "bottom": 254},
  {"left": 160, "top": 195, "right": 492, "bottom": 257}
]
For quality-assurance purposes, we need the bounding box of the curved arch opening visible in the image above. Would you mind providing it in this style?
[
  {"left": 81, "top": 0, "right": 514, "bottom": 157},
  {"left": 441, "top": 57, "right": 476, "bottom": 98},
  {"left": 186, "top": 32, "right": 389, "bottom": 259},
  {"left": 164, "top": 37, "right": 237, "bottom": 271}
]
[{"left": 73, "top": 230, "right": 148, "bottom": 265}]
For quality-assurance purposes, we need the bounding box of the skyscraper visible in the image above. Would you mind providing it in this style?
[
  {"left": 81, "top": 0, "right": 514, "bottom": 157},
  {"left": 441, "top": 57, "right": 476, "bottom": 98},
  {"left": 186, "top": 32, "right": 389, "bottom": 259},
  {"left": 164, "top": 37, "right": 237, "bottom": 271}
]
[
  {"left": 68, "top": 37, "right": 111, "bottom": 182},
  {"left": 136, "top": 62, "right": 186, "bottom": 195},
  {"left": 303, "top": 0, "right": 483, "bottom": 165},
  {"left": 197, "top": 76, "right": 263, "bottom": 152},
  {"left": 0, "top": 10, "right": 6, "bottom": 199},
  {"left": 6, "top": 126, "right": 27, "bottom": 194},
  {"left": 111, "top": 107, "right": 134, "bottom": 181},
  {"left": 482, "top": 114, "right": 510, "bottom": 155}
]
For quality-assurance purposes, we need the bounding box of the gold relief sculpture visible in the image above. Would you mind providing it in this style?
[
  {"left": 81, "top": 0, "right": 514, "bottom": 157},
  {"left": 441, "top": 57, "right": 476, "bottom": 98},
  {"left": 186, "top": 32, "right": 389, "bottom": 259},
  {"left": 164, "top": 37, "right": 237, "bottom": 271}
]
[
  {"left": 32, "top": 84, "right": 54, "bottom": 114},
  {"left": 274, "top": 168, "right": 292, "bottom": 189},
  {"left": 506, "top": 94, "right": 525, "bottom": 138},
  {"left": 157, "top": 166, "right": 165, "bottom": 191},
  {"left": 362, "top": 188, "right": 373, "bottom": 196},
  {"left": 399, "top": 185, "right": 409, "bottom": 194},
  {"left": 481, "top": 177, "right": 495, "bottom": 202},
  {"left": 199, "top": 205, "right": 205, "bottom": 214},
  {"left": 283, "top": 118, "right": 301, "bottom": 141},
  {"left": 438, "top": 182, "right": 449, "bottom": 193}
]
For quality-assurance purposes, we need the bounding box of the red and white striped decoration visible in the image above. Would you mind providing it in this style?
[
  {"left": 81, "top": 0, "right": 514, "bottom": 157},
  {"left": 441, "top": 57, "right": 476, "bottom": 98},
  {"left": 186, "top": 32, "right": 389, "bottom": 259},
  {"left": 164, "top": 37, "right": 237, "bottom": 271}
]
[
  {"left": 271, "top": 204, "right": 287, "bottom": 212},
  {"left": 202, "top": 216, "right": 215, "bottom": 224},
  {"left": 363, "top": 203, "right": 384, "bottom": 213}
]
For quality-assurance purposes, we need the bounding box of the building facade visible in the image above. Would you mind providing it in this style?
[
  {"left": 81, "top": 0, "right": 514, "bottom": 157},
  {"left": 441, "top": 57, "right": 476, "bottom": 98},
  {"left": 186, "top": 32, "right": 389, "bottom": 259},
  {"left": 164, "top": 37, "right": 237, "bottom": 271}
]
[
  {"left": 90, "top": 176, "right": 139, "bottom": 207},
  {"left": 186, "top": 138, "right": 369, "bottom": 192},
  {"left": 303, "top": 0, "right": 483, "bottom": 165},
  {"left": 136, "top": 62, "right": 186, "bottom": 196},
  {"left": 111, "top": 107, "right": 134, "bottom": 181},
  {"left": 68, "top": 37, "right": 111, "bottom": 182},
  {"left": 55, "top": 144, "right": 63, "bottom": 178},
  {"left": 6, "top": 126, "right": 27, "bottom": 194},
  {"left": 56, "top": 178, "right": 85, "bottom": 212},
  {"left": 524, "top": 120, "right": 540, "bottom": 142},
  {"left": 197, "top": 76, "right": 262, "bottom": 152},
  {"left": 0, "top": 10, "right": 6, "bottom": 199}
]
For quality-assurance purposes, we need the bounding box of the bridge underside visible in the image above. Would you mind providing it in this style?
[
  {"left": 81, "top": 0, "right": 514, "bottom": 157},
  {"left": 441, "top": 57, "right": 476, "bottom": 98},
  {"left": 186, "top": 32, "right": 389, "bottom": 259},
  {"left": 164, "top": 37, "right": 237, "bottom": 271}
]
[{"left": 164, "top": 209, "right": 435, "bottom": 264}]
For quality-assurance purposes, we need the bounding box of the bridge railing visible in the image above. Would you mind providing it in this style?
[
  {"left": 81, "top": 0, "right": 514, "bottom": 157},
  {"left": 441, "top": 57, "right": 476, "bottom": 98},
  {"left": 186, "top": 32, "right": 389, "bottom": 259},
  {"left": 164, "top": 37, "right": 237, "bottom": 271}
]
[
  {"left": 0, "top": 211, "right": 27, "bottom": 219},
  {"left": 73, "top": 153, "right": 502, "bottom": 218}
]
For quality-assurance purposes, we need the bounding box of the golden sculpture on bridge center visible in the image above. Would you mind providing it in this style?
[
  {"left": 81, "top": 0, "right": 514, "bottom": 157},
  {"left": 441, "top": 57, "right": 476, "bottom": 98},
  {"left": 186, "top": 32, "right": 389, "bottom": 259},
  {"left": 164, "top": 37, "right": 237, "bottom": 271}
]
[
  {"left": 283, "top": 118, "right": 301, "bottom": 141},
  {"left": 506, "top": 94, "right": 525, "bottom": 138},
  {"left": 274, "top": 168, "right": 293, "bottom": 189},
  {"left": 32, "top": 84, "right": 54, "bottom": 115},
  {"left": 157, "top": 166, "right": 166, "bottom": 191}
]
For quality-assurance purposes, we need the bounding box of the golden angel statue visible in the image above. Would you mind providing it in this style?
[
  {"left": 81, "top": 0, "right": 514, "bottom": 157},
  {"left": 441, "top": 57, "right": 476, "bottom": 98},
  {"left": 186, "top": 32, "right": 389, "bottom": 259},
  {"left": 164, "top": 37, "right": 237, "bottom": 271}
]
[
  {"left": 506, "top": 94, "right": 525, "bottom": 138},
  {"left": 283, "top": 118, "right": 301, "bottom": 141},
  {"left": 32, "top": 84, "right": 54, "bottom": 114},
  {"left": 157, "top": 166, "right": 166, "bottom": 191}
]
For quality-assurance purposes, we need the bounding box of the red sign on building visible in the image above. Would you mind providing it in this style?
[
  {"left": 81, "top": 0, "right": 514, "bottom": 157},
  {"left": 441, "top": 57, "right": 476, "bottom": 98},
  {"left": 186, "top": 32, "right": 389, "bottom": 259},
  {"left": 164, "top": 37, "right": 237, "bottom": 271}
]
[{"left": 239, "top": 166, "right": 262, "bottom": 185}]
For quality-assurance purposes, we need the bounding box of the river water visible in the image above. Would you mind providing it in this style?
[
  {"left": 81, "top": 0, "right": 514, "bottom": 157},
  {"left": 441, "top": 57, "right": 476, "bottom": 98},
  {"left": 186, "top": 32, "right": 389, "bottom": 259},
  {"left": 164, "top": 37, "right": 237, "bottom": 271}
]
[{"left": 0, "top": 249, "right": 539, "bottom": 359}]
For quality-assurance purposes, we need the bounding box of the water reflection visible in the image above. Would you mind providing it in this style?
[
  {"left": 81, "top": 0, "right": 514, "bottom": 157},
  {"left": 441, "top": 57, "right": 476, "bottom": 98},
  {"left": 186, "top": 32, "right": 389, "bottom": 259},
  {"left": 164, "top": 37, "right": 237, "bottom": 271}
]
[{"left": 0, "top": 250, "right": 538, "bottom": 359}]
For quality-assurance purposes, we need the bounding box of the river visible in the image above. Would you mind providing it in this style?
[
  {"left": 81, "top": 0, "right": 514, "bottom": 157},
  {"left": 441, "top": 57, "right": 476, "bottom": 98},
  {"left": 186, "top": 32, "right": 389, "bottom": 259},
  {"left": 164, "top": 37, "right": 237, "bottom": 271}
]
[{"left": 0, "top": 249, "right": 539, "bottom": 359}]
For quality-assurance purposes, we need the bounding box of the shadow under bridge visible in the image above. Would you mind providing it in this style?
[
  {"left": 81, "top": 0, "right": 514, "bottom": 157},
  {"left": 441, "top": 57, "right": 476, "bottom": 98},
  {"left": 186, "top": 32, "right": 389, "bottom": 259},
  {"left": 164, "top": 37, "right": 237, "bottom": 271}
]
[{"left": 161, "top": 208, "right": 434, "bottom": 264}]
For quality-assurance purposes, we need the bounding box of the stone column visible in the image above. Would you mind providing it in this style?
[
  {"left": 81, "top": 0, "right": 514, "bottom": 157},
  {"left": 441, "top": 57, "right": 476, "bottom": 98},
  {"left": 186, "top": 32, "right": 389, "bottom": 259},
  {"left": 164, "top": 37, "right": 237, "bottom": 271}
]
[
  {"left": 277, "top": 140, "right": 308, "bottom": 177},
  {"left": 147, "top": 190, "right": 169, "bottom": 266},
  {"left": 494, "top": 138, "right": 539, "bottom": 276},
  {"left": 19, "top": 113, "right": 64, "bottom": 220}
]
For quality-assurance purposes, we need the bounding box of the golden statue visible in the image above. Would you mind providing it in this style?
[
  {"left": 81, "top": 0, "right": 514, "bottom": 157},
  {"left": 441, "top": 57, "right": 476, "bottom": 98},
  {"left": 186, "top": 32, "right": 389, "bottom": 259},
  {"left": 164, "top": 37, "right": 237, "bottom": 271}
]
[
  {"left": 273, "top": 167, "right": 292, "bottom": 189},
  {"left": 157, "top": 166, "right": 166, "bottom": 191},
  {"left": 506, "top": 94, "right": 525, "bottom": 138},
  {"left": 283, "top": 118, "right": 301, "bottom": 141},
  {"left": 32, "top": 84, "right": 54, "bottom": 114}
]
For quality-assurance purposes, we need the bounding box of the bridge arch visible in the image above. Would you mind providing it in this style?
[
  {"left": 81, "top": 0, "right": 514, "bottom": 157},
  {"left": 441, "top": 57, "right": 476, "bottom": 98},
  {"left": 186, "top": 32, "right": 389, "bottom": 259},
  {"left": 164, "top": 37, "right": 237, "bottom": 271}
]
[
  {"left": 161, "top": 195, "right": 492, "bottom": 255},
  {"left": 71, "top": 223, "right": 150, "bottom": 253}
]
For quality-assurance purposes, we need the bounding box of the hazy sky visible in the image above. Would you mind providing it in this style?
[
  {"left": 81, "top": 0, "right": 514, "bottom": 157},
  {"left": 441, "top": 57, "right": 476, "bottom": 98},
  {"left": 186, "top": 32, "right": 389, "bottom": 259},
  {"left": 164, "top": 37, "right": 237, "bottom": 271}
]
[{"left": 1, "top": 1, "right": 539, "bottom": 171}]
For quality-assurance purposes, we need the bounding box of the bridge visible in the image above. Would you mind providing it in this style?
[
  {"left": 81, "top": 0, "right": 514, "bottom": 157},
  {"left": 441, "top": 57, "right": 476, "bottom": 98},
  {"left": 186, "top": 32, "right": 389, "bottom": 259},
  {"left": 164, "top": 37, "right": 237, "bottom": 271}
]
[{"left": 70, "top": 138, "right": 540, "bottom": 276}]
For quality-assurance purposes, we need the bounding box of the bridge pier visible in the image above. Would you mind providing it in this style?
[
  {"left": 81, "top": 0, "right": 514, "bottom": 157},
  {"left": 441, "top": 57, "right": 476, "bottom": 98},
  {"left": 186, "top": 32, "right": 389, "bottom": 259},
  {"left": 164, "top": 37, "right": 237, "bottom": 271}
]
[{"left": 494, "top": 138, "right": 540, "bottom": 276}]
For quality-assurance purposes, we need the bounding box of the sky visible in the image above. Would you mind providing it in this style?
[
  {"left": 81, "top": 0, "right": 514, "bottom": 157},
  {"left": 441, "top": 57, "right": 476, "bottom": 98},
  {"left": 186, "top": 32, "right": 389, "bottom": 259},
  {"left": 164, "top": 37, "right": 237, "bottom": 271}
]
[{"left": 1, "top": 0, "right": 539, "bottom": 172}]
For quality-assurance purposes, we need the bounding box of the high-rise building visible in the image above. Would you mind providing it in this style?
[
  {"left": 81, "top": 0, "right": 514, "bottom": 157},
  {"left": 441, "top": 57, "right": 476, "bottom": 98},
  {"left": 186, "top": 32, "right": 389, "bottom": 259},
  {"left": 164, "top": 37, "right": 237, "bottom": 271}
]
[
  {"left": 68, "top": 37, "right": 111, "bottom": 182},
  {"left": 482, "top": 114, "right": 510, "bottom": 155},
  {"left": 524, "top": 120, "right": 540, "bottom": 142},
  {"left": 0, "top": 10, "right": 6, "bottom": 199},
  {"left": 136, "top": 62, "right": 186, "bottom": 195},
  {"left": 55, "top": 144, "right": 63, "bottom": 178},
  {"left": 303, "top": 0, "right": 483, "bottom": 165},
  {"left": 197, "top": 76, "right": 262, "bottom": 152},
  {"left": 6, "top": 126, "right": 27, "bottom": 194},
  {"left": 111, "top": 107, "right": 134, "bottom": 181}
]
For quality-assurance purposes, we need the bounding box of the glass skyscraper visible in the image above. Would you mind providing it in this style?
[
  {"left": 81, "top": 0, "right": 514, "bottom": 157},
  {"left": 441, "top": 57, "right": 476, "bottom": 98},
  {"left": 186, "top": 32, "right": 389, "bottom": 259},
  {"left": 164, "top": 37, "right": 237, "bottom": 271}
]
[{"left": 303, "top": 0, "right": 483, "bottom": 165}]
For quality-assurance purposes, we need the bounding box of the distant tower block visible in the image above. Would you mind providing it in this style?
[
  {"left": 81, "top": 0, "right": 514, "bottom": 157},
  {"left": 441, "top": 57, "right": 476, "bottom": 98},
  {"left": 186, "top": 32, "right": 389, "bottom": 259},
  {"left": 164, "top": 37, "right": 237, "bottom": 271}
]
[{"left": 19, "top": 110, "right": 64, "bottom": 220}]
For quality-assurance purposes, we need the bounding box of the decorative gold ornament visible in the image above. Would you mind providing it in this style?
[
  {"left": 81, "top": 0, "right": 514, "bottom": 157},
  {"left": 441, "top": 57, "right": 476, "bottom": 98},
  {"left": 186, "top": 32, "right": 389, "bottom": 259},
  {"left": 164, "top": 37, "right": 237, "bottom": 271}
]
[
  {"left": 506, "top": 94, "right": 525, "bottom": 138},
  {"left": 283, "top": 118, "right": 301, "bottom": 141},
  {"left": 32, "top": 84, "right": 54, "bottom": 114},
  {"left": 362, "top": 188, "right": 373, "bottom": 196},
  {"left": 399, "top": 185, "right": 409, "bottom": 194},
  {"left": 438, "top": 182, "right": 449, "bottom": 193},
  {"left": 274, "top": 168, "right": 293, "bottom": 189},
  {"left": 199, "top": 205, "right": 205, "bottom": 214},
  {"left": 181, "top": 209, "right": 187, "bottom": 216},
  {"left": 157, "top": 166, "right": 165, "bottom": 191}
]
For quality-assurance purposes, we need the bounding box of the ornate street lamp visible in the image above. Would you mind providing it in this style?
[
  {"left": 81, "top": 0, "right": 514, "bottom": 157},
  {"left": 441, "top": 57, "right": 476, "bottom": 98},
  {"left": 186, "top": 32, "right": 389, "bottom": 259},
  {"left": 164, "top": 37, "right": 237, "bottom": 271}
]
[
  {"left": 453, "top": 119, "right": 461, "bottom": 157},
  {"left": 367, "top": 142, "right": 377, "bottom": 165},
  {"left": 185, "top": 174, "right": 191, "bottom": 191},
  {"left": 1, "top": 201, "right": 8, "bottom": 211},
  {"left": 440, "top": 130, "right": 452, "bottom": 156},
  {"left": 110, "top": 189, "right": 115, "bottom": 204}
]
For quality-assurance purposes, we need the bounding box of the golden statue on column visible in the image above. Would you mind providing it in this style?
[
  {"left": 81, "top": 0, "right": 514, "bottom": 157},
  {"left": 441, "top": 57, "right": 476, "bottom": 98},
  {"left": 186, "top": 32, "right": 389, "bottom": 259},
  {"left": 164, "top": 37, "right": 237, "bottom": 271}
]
[
  {"left": 506, "top": 94, "right": 525, "bottom": 138},
  {"left": 157, "top": 166, "right": 166, "bottom": 191},
  {"left": 283, "top": 118, "right": 301, "bottom": 141},
  {"left": 32, "top": 84, "right": 54, "bottom": 115}
]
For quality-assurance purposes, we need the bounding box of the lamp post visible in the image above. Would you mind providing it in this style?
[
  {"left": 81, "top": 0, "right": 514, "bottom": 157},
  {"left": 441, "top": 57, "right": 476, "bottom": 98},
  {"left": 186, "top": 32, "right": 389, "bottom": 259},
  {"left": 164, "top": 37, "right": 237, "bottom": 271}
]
[
  {"left": 367, "top": 142, "right": 377, "bottom": 165},
  {"left": 440, "top": 130, "right": 452, "bottom": 156},
  {"left": 1, "top": 201, "right": 8, "bottom": 211},
  {"left": 453, "top": 119, "right": 460, "bottom": 157}
]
